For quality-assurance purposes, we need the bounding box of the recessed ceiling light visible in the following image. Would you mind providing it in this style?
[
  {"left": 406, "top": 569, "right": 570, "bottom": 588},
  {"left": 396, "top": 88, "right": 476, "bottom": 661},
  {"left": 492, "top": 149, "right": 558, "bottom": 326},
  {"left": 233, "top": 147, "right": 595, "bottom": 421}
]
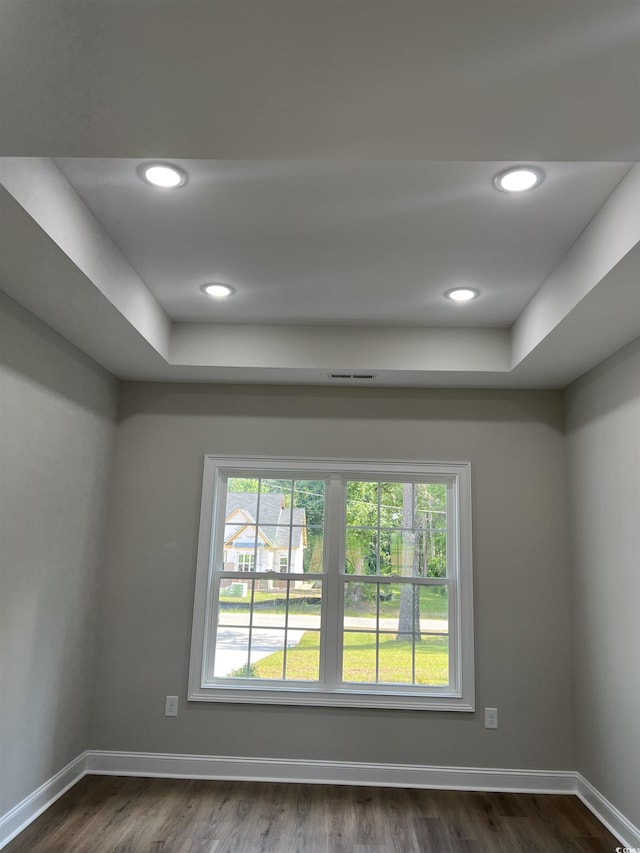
[
  {"left": 200, "top": 283, "right": 235, "bottom": 299},
  {"left": 493, "top": 166, "right": 544, "bottom": 193},
  {"left": 445, "top": 288, "right": 479, "bottom": 302},
  {"left": 138, "top": 162, "right": 187, "bottom": 188}
]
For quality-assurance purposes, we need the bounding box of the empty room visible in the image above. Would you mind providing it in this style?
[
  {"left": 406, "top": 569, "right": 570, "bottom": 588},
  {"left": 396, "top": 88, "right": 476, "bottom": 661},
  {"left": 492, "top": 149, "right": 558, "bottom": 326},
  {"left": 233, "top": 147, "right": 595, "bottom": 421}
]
[{"left": 1, "top": 1, "right": 639, "bottom": 851}]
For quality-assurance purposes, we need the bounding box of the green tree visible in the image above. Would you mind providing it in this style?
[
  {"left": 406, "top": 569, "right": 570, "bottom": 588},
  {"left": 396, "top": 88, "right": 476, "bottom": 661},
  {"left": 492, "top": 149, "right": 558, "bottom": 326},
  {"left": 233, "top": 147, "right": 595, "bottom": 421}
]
[
  {"left": 344, "top": 480, "right": 379, "bottom": 607},
  {"left": 345, "top": 480, "right": 379, "bottom": 575},
  {"left": 289, "top": 480, "right": 325, "bottom": 572}
]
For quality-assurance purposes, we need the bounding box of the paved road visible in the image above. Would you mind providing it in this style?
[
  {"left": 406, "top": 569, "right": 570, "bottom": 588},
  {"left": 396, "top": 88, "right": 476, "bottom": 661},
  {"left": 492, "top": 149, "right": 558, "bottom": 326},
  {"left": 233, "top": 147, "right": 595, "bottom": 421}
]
[{"left": 218, "top": 613, "right": 447, "bottom": 632}]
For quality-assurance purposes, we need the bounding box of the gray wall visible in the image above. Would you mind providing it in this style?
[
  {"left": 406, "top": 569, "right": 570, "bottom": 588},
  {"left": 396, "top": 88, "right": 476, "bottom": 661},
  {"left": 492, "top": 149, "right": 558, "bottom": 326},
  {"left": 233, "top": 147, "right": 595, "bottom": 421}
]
[
  {"left": 3, "top": 292, "right": 637, "bottom": 823},
  {"left": 92, "top": 382, "right": 574, "bottom": 771},
  {"left": 0, "top": 294, "right": 118, "bottom": 813},
  {"left": 566, "top": 338, "right": 640, "bottom": 827}
]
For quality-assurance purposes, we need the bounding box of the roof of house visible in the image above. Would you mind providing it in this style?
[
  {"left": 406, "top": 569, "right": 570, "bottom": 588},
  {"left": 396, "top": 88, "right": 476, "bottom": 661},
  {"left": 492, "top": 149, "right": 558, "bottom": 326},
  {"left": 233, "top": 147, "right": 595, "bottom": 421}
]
[{"left": 224, "top": 493, "right": 306, "bottom": 549}]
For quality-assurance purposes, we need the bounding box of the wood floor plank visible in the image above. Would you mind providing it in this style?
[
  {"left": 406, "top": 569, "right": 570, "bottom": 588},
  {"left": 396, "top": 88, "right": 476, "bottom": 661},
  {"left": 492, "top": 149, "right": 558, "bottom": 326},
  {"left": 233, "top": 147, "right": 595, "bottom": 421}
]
[{"left": 3, "top": 776, "right": 620, "bottom": 853}]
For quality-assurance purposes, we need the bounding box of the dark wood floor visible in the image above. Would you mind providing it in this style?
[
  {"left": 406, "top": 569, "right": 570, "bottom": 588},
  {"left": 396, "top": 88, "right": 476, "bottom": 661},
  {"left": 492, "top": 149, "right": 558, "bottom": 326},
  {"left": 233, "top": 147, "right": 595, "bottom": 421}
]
[{"left": 5, "top": 776, "right": 618, "bottom": 853}]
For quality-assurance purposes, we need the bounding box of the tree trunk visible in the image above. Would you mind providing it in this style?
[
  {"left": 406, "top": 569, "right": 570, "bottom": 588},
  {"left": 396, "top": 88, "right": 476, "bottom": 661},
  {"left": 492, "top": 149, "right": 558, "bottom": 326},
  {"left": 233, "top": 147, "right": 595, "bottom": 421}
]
[
  {"left": 345, "top": 531, "right": 367, "bottom": 609},
  {"left": 396, "top": 483, "right": 421, "bottom": 641},
  {"left": 396, "top": 584, "right": 420, "bottom": 641}
]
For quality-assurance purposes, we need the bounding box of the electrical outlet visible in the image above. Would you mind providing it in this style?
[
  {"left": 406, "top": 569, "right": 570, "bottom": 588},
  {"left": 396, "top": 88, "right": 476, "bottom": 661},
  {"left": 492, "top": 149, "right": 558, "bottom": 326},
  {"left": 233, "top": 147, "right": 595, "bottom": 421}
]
[
  {"left": 165, "top": 695, "right": 178, "bottom": 717},
  {"left": 484, "top": 707, "right": 498, "bottom": 729}
]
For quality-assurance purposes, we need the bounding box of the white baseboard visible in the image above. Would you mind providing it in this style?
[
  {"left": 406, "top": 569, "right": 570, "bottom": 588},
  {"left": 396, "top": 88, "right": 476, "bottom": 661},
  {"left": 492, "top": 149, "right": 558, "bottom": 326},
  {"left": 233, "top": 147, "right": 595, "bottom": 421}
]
[
  {"left": 577, "top": 773, "right": 640, "bottom": 849},
  {"left": 3, "top": 751, "right": 638, "bottom": 851},
  {"left": 86, "top": 749, "right": 575, "bottom": 794},
  {"left": 0, "top": 752, "right": 87, "bottom": 850}
]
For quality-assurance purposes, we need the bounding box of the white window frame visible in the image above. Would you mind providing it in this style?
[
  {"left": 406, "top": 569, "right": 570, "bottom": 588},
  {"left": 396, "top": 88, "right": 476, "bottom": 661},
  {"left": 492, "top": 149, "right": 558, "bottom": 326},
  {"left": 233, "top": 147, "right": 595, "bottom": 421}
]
[{"left": 188, "top": 455, "right": 474, "bottom": 711}]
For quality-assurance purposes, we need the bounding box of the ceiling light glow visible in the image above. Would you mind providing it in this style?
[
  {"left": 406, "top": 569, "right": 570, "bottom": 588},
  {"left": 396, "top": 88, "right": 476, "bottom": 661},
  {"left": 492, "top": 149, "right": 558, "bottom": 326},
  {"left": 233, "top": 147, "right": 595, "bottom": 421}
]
[
  {"left": 445, "top": 288, "right": 478, "bottom": 302},
  {"left": 139, "top": 163, "right": 186, "bottom": 188},
  {"left": 201, "top": 283, "right": 235, "bottom": 299},
  {"left": 494, "top": 166, "right": 544, "bottom": 193}
]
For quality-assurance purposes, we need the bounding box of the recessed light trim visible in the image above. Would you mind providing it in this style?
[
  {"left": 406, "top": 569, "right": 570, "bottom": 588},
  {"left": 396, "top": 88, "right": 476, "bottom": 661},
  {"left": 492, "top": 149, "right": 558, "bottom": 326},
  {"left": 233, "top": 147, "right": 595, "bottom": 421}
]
[
  {"left": 200, "top": 283, "right": 235, "bottom": 299},
  {"left": 138, "top": 162, "right": 187, "bottom": 188},
  {"left": 445, "top": 288, "right": 479, "bottom": 302},
  {"left": 493, "top": 166, "right": 544, "bottom": 193}
]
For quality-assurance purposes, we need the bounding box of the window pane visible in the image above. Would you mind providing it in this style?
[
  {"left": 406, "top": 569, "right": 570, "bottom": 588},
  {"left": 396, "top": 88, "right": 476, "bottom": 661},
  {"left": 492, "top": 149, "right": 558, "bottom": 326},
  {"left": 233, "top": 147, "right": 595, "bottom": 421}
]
[
  {"left": 392, "top": 583, "right": 424, "bottom": 638},
  {"left": 258, "top": 524, "right": 316, "bottom": 574},
  {"left": 261, "top": 525, "right": 296, "bottom": 567},
  {"left": 225, "top": 489, "right": 260, "bottom": 533},
  {"left": 378, "top": 633, "right": 413, "bottom": 684},
  {"left": 223, "top": 524, "right": 257, "bottom": 569},
  {"left": 284, "top": 631, "right": 321, "bottom": 681},
  {"left": 388, "top": 530, "right": 422, "bottom": 576},
  {"left": 386, "top": 482, "right": 414, "bottom": 526},
  {"left": 217, "top": 580, "right": 253, "bottom": 627},
  {"left": 342, "top": 632, "right": 377, "bottom": 683},
  {"left": 213, "top": 627, "right": 250, "bottom": 678},
  {"left": 418, "top": 585, "right": 449, "bottom": 631},
  {"left": 259, "top": 478, "right": 294, "bottom": 525},
  {"left": 343, "top": 581, "right": 379, "bottom": 631},
  {"left": 249, "top": 588, "right": 288, "bottom": 629},
  {"left": 288, "top": 582, "right": 322, "bottom": 630},
  {"left": 415, "top": 634, "right": 449, "bottom": 685},
  {"left": 346, "top": 481, "right": 379, "bottom": 528},
  {"left": 378, "top": 482, "right": 405, "bottom": 527},
  {"left": 345, "top": 529, "right": 379, "bottom": 575},
  {"left": 388, "top": 584, "right": 449, "bottom": 637},
  {"left": 302, "top": 526, "right": 324, "bottom": 573},
  {"left": 378, "top": 582, "right": 406, "bottom": 626},
  {"left": 294, "top": 480, "right": 325, "bottom": 527},
  {"left": 414, "top": 530, "right": 448, "bottom": 578},
  {"left": 416, "top": 482, "right": 447, "bottom": 520},
  {"left": 227, "top": 477, "right": 259, "bottom": 493},
  {"left": 249, "top": 628, "right": 286, "bottom": 678}
]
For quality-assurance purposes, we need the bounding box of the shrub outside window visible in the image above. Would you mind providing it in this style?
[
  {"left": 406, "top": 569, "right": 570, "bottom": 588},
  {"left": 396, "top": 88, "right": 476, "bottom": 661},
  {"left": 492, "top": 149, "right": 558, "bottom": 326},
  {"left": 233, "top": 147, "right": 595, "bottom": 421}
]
[{"left": 188, "top": 456, "right": 474, "bottom": 711}]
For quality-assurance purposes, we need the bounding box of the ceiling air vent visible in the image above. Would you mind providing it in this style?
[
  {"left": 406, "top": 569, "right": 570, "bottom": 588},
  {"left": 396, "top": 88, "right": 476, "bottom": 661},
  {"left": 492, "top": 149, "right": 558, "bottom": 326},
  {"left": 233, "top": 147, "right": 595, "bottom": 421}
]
[{"left": 328, "top": 372, "right": 377, "bottom": 381}]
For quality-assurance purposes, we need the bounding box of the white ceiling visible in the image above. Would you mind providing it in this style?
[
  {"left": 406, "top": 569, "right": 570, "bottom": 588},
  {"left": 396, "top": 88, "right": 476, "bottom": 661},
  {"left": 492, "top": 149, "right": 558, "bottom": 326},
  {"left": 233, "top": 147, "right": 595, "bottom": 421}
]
[
  {"left": 55, "top": 159, "right": 630, "bottom": 328},
  {"left": 0, "top": 0, "right": 639, "bottom": 388}
]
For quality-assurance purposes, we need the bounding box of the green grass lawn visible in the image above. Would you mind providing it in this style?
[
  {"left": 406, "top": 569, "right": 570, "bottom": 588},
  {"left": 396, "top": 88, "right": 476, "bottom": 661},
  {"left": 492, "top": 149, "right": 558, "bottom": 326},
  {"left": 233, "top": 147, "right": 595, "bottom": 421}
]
[
  {"left": 378, "top": 586, "right": 448, "bottom": 619},
  {"left": 250, "top": 630, "right": 449, "bottom": 685},
  {"left": 220, "top": 585, "right": 448, "bottom": 619},
  {"left": 342, "top": 632, "right": 449, "bottom": 684}
]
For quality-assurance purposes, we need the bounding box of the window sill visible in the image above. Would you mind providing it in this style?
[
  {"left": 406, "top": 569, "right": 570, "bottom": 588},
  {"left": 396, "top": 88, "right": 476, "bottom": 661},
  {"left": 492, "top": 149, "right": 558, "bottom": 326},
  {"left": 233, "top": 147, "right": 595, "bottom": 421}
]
[{"left": 188, "top": 684, "right": 474, "bottom": 712}]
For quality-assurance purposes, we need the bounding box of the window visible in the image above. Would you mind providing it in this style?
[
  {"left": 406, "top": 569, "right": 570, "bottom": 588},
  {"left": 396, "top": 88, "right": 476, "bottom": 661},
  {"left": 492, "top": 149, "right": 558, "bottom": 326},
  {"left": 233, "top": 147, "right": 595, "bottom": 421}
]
[
  {"left": 237, "top": 553, "right": 255, "bottom": 572},
  {"left": 189, "top": 456, "right": 474, "bottom": 710}
]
